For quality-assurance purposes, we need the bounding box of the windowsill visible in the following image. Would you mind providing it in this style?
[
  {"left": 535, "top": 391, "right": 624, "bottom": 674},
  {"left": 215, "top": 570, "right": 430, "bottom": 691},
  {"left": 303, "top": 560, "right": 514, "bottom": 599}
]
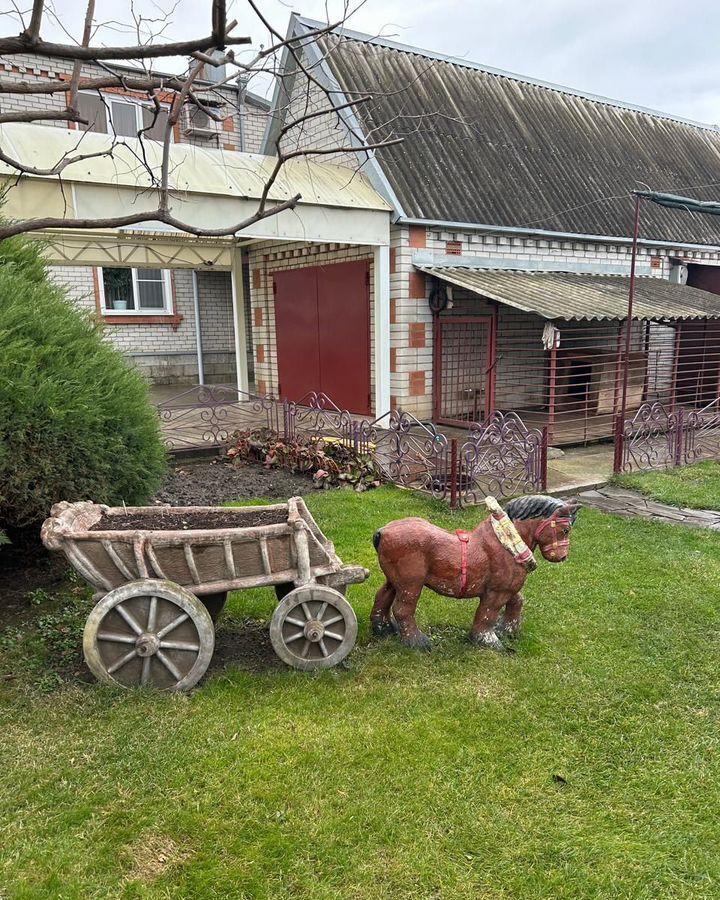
[{"left": 102, "top": 312, "right": 183, "bottom": 326}]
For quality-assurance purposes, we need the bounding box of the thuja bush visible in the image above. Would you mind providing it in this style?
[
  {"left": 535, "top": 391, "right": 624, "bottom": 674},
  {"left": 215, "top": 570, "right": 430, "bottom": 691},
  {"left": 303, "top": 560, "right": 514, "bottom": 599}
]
[{"left": 0, "top": 235, "right": 167, "bottom": 534}]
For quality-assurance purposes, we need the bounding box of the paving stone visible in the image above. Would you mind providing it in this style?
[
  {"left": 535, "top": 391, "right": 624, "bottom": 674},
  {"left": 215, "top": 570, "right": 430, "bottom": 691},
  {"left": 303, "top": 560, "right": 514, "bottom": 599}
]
[{"left": 579, "top": 487, "right": 720, "bottom": 532}]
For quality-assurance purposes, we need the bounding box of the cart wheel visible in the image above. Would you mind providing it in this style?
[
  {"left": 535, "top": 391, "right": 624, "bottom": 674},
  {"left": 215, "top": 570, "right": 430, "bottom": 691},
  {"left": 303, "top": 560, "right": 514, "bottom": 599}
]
[
  {"left": 270, "top": 585, "right": 357, "bottom": 671},
  {"left": 83, "top": 579, "right": 215, "bottom": 691}
]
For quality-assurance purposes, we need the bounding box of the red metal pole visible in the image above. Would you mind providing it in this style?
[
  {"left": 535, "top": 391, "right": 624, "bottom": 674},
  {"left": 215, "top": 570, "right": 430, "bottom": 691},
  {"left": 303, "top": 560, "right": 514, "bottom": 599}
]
[
  {"left": 619, "top": 195, "right": 642, "bottom": 427},
  {"left": 450, "top": 438, "right": 458, "bottom": 509}
]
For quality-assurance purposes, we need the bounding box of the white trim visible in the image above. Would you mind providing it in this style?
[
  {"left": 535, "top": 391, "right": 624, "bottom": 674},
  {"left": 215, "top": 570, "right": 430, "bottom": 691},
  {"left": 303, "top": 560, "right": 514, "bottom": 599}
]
[
  {"left": 191, "top": 270, "right": 205, "bottom": 385},
  {"left": 373, "top": 245, "right": 391, "bottom": 415},
  {"left": 97, "top": 265, "right": 174, "bottom": 315}
]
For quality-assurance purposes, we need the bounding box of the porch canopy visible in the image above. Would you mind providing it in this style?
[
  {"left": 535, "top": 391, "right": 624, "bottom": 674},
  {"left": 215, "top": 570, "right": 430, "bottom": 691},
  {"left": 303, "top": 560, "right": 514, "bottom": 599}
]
[
  {"left": 0, "top": 122, "right": 391, "bottom": 268},
  {"left": 417, "top": 266, "right": 720, "bottom": 321}
]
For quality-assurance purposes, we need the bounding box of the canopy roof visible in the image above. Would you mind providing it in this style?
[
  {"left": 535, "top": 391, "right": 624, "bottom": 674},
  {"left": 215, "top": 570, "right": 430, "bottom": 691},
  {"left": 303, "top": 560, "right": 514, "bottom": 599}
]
[
  {"left": 417, "top": 266, "right": 720, "bottom": 321},
  {"left": 0, "top": 123, "right": 390, "bottom": 265}
]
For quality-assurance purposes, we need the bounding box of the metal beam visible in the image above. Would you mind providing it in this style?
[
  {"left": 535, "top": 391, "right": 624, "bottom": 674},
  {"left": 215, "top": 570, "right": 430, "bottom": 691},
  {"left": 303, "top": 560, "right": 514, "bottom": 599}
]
[
  {"left": 230, "top": 250, "right": 250, "bottom": 393},
  {"left": 373, "top": 244, "right": 391, "bottom": 415}
]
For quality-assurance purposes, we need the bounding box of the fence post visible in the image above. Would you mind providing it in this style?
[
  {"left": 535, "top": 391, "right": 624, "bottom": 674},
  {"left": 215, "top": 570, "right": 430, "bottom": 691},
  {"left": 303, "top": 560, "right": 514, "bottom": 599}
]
[
  {"left": 613, "top": 412, "right": 624, "bottom": 474},
  {"left": 540, "top": 427, "right": 548, "bottom": 491},
  {"left": 674, "top": 407, "right": 684, "bottom": 467},
  {"left": 450, "top": 438, "right": 459, "bottom": 509},
  {"left": 282, "top": 399, "right": 290, "bottom": 441}
]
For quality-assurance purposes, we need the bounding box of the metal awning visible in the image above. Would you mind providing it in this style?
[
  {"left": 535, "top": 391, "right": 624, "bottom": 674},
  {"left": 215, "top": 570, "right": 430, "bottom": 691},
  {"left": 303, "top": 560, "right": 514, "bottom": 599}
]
[
  {"left": 417, "top": 266, "right": 720, "bottom": 321},
  {"left": 0, "top": 123, "right": 391, "bottom": 266}
]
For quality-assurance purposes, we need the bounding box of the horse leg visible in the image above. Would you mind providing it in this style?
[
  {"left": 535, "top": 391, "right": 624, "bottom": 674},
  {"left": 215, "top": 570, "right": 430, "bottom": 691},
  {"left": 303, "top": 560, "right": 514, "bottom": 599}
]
[
  {"left": 469, "top": 590, "right": 508, "bottom": 651},
  {"left": 392, "top": 586, "right": 431, "bottom": 652},
  {"left": 496, "top": 592, "right": 524, "bottom": 639},
  {"left": 370, "top": 581, "right": 399, "bottom": 637}
]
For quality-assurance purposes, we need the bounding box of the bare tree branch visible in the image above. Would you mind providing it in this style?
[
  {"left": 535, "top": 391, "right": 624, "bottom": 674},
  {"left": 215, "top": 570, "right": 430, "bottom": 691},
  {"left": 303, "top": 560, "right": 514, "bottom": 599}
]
[{"left": 24, "top": 0, "right": 44, "bottom": 41}]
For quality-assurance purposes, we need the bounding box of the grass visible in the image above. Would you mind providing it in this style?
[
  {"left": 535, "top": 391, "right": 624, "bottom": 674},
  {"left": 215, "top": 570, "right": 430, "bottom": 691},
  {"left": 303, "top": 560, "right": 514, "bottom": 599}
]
[
  {"left": 3, "top": 485, "right": 720, "bottom": 898},
  {"left": 613, "top": 460, "right": 720, "bottom": 510}
]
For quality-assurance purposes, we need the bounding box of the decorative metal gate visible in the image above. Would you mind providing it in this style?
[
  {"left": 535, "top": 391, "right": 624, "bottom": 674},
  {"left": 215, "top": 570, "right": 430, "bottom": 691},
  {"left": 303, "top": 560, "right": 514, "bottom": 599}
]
[{"left": 433, "top": 316, "right": 494, "bottom": 426}]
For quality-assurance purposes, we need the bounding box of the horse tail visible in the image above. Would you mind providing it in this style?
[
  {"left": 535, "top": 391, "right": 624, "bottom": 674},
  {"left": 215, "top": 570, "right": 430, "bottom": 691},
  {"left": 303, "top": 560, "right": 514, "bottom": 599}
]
[{"left": 372, "top": 528, "right": 384, "bottom": 551}]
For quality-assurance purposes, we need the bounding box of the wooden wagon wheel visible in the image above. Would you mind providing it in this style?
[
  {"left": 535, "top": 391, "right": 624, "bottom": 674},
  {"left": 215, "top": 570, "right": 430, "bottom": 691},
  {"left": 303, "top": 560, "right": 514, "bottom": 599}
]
[
  {"left": 83, "top": 579, "right": 215, "bottom": 691},
  {"left": 269, "top": 585, "right": 357, "bottom": 671}
]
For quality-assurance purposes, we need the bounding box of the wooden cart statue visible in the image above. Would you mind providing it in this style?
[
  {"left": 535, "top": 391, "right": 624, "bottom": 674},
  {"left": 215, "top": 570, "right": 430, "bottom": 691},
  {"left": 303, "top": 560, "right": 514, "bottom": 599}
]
[{"left": 41, "top": 497, "right": 369, "bottom": 691}]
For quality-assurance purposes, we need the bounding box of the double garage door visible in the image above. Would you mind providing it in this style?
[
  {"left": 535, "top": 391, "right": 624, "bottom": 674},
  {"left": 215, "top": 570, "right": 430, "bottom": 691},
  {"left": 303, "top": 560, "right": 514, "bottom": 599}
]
[{"left": 274, "top": 260, "right": 371, "bottom": 415}]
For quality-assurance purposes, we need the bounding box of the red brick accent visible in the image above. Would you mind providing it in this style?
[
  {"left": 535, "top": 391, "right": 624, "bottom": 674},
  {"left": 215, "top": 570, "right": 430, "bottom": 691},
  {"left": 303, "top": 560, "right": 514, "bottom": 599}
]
[
  {"left": 223, "top": 142, "right": 235, "bottom": 152},
  {"left": 408, "top": 371, "right": 426, "bottom": 396},
  {"left": 409, "top": 322, "right": 426, "bottom": 348},
  {"left": 408, "top": 226, "right": 427, "bottom": 248},
  {"left": 252, "top": 269, "right": 261, "bottom": 289},
  {"left": 446, "top": 240, "right": 462, "bottom": 256},
  {"left": 254, "top": 307, "right": 263, "bottom": 327},
  {"left": 103, "top": 314, "right": 184, "bottom": 327},
  {"left": 256, "top": 344, "right": 265, "bottom": 364},
  {"left": 223, "top": 116, "right": 235, "bottom": 133},
  {"left": 650, "top": 257, "right": 662, "bottom": 269},
  {"left": 409, "top": 271, "right": 426, "bottom": 299},
  {"left": 390, "top": 298, "right": 397, "bottom": 324},
  {"left": 257, "top": 379, "right": 267, "bottom": 396},
  {"left": 389, "top": 247, "right": 397, "bottom": 273},
  {"left": 390, "top": 347, "right": 397, "bottom": 372},
  {"left": 390, "top": 395, "right": 398, "bottom": 409}
]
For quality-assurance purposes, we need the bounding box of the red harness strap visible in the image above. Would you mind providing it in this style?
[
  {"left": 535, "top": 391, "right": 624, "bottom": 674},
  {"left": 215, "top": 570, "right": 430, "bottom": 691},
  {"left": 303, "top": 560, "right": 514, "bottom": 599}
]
[
  {"left": 534, "top": 513, "right": 572, "bottom": 558},
  {"left": 456, "top": 530, "right": 470, "bottom": 596}
]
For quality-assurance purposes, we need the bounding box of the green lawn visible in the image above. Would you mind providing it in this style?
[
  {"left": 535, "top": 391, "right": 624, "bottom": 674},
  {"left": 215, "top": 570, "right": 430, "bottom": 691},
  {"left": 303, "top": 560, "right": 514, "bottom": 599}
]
[
  {"left": 613, "top": 460, "right": 720, "bottom": 510},
  {"left": 3, "top": 486, "right": 720, "bottom": 898}
]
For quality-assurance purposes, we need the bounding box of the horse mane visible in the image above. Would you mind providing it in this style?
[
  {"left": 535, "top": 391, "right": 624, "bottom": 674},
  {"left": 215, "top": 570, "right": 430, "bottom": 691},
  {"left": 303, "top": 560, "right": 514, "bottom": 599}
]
[{"left": 504, "top": 495, "right": 578, "bottom": 524}]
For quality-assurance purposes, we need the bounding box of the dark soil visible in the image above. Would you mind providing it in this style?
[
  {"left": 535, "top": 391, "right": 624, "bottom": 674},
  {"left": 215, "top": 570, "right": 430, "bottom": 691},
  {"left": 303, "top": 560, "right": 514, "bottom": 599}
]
[
  {"left": 0, "top": 536, "right": 71, "bottom": 625},
  {"left": 154, "top": 458, "right": 316, "bottom": 506},
  {"left": 92, "top": 506, "right": 288, "bottom": 532},
  {"left": 208, "top": 616, "right": 284, "bottom": 675}
]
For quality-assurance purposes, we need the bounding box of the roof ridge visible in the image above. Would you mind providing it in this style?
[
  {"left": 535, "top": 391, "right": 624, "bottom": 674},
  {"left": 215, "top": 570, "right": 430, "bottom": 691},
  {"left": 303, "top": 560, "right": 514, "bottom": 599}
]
[{"left": 292, "top": 13, "right": 720, "bottom": 133}]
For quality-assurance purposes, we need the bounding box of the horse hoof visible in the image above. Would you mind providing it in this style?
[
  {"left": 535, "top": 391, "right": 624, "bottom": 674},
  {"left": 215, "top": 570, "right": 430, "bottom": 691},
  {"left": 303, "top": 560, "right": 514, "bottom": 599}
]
[
  {"left": 495, "top": 622, "right": 520, "bottom": 639},
  {"left": 371, "top": 620, "right": 397, "bottom": 638},
  {"left": 401, "top": 633, "right": 432, "bottom": 652},
  {"left": 469, "top": 631, "right": 506, "bottom": 652}
]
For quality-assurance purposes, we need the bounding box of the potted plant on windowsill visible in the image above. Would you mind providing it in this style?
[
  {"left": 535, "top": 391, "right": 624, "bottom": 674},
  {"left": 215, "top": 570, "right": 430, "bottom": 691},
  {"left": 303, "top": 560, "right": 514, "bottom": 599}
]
[{"left": 103, "top": 268, "right": 132, "bottom": 312}]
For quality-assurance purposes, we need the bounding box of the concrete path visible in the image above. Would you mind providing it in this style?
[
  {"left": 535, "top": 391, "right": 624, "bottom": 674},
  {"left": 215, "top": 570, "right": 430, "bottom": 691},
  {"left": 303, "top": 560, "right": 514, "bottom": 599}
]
[{"left": 577, "top": 486, "right": 720, "bottom": 530}]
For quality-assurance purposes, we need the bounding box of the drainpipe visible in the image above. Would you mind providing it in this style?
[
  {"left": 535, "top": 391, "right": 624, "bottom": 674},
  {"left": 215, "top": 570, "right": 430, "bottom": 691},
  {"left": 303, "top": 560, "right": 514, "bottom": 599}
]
[
  {"left": 192, "top": 270, "right": 205, "bottom": 386},
  {"left": 236, "top": 74, "right": 248, "bottom": 152}
]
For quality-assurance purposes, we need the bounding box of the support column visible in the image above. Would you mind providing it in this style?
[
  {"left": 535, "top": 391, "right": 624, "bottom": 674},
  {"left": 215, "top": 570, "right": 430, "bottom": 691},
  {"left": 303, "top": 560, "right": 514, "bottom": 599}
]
[
  {"left": 373, "top": 244, "right": 391, "bottom": 416},
  {"left": 230, "top": 249, "right": 250, "bottom": 394},
  {"left": 191, "top": 270, "right": 205, "bottom": 386}
]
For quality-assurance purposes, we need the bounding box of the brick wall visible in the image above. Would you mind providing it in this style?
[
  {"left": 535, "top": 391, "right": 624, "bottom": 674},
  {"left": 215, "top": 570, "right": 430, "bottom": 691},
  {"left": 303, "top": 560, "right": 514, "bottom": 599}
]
[
  {"left": 0, "top": 53, "right": 267, "bottom": 153},
  {"left": 47, "top": 265, "right": 235, "bottom": 386}
]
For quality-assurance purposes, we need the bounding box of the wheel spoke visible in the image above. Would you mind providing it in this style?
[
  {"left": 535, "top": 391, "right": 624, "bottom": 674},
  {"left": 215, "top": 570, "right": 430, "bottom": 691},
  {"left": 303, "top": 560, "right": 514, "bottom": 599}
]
[
  {"left": 316, "top": 601, "right": 328, "bottom": 621},
  {"left": 323, "top": 614, "right": 344, "bottom": 627},
  {"left": 157, "top": 613, "right": 189, "bottom": 639},
  {"left": 323, "top": 630, "right": 344, "bottom": 642},
  {"left": 284, "top": 631, "right": 305, "bottom": 644},
  {"left": 301, "top": 640, "right": 311, "bottom": 658},
  {"left": 160, "top": 640, "right": 200, "bottom": 652},
  {"left": 156, "top": 650, "right": 183, "bottom": 681},
  {"left": 115, "top": 603, "right": 143, "bottom": 635},
  {"left": 300, "top": 602, "right": 312, "bottom": 621},
  {"left": 140, "top": 655, "right": 152, "bottom": 687},
  {"left": 147, "top": 596, "right": 158, "bottom": 632},
  {"left": 106, "top": 648, "right": 137, "bottom": 674},
  {"left": 285, "top": 616, "right": 306, "bottom": 628},
  {"left": 97, "top": 631, "right": 136, "bottom": 644},
  {"left": 319, "top": 639, "right": 329, "bottom": 658}
]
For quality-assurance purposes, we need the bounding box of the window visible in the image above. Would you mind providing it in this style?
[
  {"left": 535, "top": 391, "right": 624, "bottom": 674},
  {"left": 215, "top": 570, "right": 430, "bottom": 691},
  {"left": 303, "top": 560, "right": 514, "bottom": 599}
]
[
  {"left": 99, "top": 268, "right": 173, "bottom": 315},
  {"left": 77, "top": 93, "right": 170, "bottom": 141}
]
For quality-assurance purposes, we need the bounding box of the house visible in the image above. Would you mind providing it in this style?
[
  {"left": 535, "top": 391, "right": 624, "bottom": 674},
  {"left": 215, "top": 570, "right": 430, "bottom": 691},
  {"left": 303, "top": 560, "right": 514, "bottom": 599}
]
[
  {"left": 0, "top": 50, "right": 271, "bottom": 387},
  {"left": 253, "top": 15, "right": 720, "bottom": 446}
]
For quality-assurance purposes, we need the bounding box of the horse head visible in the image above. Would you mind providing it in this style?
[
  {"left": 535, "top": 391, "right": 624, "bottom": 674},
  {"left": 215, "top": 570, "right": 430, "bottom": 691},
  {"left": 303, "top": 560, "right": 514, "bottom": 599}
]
[{"left": 504, "top": 495, "right": 580, "bottom": 563}]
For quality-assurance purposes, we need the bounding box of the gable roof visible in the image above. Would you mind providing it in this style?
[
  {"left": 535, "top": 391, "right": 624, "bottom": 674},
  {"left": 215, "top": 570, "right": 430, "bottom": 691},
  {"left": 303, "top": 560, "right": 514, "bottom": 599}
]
[{"left": 284, "top": 15, "right": 720, "bottom": 246}]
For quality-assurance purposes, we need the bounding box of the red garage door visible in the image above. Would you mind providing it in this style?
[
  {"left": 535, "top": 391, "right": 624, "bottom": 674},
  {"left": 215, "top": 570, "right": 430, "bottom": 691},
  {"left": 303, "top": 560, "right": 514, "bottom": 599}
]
[{"left": 274, "top": 260, "right": 371, "bottom": 414}]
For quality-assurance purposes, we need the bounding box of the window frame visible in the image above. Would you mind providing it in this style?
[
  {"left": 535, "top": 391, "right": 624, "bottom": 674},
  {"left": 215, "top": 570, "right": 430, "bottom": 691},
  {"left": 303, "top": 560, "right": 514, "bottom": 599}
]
[
  {"left": 78, "top": 90, "right": 173, "bottom": 141},
  {"left": 97, "top": 266, "right": 174, "bottom": 317}
]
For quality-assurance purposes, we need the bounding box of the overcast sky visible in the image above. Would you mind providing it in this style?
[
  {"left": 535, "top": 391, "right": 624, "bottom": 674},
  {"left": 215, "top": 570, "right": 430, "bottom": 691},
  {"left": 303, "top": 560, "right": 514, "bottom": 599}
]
[{"left": 4, "top": 0, "right": 720, "bottom": 125}]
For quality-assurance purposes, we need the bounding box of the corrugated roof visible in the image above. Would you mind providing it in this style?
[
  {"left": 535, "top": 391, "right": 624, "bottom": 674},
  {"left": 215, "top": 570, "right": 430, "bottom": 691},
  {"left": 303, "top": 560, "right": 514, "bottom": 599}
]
[
  {"left": 303, "top": 22, "right": 720, "bottom": 245},
  {"left": 417, "top": 267, "right": 720, "bottom": 321},
  {"left": 0, "top": 122, "right": 390, "bottom": 212}
]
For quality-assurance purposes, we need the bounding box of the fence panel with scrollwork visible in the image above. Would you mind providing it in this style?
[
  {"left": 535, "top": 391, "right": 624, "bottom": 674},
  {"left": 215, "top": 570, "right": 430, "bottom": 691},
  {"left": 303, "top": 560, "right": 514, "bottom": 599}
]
[
  {"left": 157, "top": 385, "right": 280, "bottom": 452},
  {"left": 457, "top": 412, "right": 547, "bottom": 503}
]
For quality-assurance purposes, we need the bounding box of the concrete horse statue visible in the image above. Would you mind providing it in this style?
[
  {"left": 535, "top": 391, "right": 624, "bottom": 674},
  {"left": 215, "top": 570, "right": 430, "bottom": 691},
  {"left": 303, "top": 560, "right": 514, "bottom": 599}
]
[{"left": 371, "top": 494, "right": 579, "bottom": 651}]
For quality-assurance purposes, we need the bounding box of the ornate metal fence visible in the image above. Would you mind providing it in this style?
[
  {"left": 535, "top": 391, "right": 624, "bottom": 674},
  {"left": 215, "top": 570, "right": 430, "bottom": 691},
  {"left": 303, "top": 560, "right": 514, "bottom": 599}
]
[
  {"left": 617, "top": 398, "right": 720, "bottom": 473},
  {"left": 157, "top": 387, "right": 547, "bottom": 505}
]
